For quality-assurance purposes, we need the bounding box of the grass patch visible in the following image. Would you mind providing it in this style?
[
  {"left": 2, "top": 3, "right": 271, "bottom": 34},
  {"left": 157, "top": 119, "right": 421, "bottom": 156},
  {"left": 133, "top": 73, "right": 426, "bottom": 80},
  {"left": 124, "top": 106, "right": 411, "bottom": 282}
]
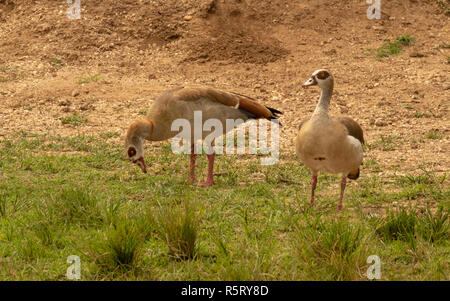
[
  {"left": 368, "top": 135, "right": 400, "bottom": 151},
  {"left": 375, "top": 207, "right": 449, "bottom": 245},
  {"left": 0, "top": 133, "right": 448, "bottom": 280},
  {"left": 376, "top": 35, "right": 414, "bottom": 58},
  {"left": 0, "top": 65, "right": 25, "bottom": 82},
  {"left": 48, "top": 187, "right": 104, "bottom": 228},
  {"left": 138, "top": 109, "right": 148, "bottom": 116},
  {"left": 60, "top": 112, "right": 87, "bottom": 126},
  {"left": 77, "top": 74, "right": 100, "bottom": 84},
  {"left": 48, "top": 57, "right": 63, "bottom": 67},
  {"left": 153, "top": 202, "right": 199, "bottom": 260},
  {"left": 104, "top": 219, "right": 143, "bottom": 268},
  {"left": 292, "top": 216, "right": 368, "bottom": 280},
  {"left": 424, "top": 129, "right": 444, "bottom": 140}
]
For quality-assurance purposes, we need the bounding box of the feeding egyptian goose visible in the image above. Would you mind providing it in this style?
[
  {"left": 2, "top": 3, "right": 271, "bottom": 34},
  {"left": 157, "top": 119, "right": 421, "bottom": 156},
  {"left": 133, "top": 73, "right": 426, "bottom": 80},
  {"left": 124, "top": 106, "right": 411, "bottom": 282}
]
[
  {"left": 125, "top": 86, "right": 282, "bottom": 186},
  {"left": 295, "top": 69, "right": 364, "bottom": 211}
]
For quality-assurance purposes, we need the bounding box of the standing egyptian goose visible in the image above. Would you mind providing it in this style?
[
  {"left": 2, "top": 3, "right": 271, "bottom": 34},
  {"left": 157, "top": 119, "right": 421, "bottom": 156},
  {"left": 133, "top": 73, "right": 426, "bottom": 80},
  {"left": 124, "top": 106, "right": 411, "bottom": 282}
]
[
  {"left": 296, "top": 69, "right": 364, "bottom": 211},
  {"left": 126, "top": 86, "right": 282, "bottom": 186}
]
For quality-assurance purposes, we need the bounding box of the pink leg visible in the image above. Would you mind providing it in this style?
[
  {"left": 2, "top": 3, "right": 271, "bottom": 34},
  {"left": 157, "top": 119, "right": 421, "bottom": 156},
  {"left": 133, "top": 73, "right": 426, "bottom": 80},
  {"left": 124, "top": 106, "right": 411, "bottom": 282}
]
[
  {"left": 198, "top": 152, "right": 215, "bottom": 187},
  {"left": 189, "top": 144, "right": 196, "bottom": 183},
  {"left": 338, "top": 175, "right": 347, "bottom": 211},
  {"left": 310, "top": 174, "right": 318, "bottom": 206}
]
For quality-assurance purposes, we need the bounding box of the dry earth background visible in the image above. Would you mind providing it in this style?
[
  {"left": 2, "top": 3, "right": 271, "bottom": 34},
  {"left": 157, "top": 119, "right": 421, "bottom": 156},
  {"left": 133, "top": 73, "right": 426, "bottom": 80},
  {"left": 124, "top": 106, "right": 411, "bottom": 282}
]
[{"left": 0, "top": 0, "right": 449, "bottom": 178}]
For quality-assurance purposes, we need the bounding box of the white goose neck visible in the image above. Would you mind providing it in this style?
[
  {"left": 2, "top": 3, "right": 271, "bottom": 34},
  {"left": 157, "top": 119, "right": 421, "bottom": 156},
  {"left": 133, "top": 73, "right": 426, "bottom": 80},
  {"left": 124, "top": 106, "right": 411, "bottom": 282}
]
[{"left": 313, "top": 83, "right": 333, "bottom": 115}]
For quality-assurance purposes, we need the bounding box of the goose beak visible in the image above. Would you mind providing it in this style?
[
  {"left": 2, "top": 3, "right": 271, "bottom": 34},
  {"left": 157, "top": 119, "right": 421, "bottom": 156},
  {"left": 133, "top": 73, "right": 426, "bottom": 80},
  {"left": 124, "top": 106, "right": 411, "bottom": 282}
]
[
  {"left": 302, "top": 77, "right": 317, "bottom": 88},
  {"left": 134, "top": 157, "right": 147, "bottom": 173}
]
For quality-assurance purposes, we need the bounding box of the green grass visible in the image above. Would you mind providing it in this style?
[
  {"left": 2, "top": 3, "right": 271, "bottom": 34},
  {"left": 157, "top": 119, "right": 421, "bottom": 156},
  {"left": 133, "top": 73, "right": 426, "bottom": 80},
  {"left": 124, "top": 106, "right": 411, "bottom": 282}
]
[
  {"left": 0, "top": 65, "right": 25, "bottom": 82},
  {"left": 368, "top": 135, "right": 401, "bottom": 151},
  {"left": 153, "top": 202, "right": 199, "bottom": 260},
  {"left": 77, "top": 74, "right": 100, "bottom": 84},
  {"left": 49, "top": 57, "right": 63, "bottom": 67},
  {"left": 375, "top": 35, "right": 414, "bottom": 59},
  {"left": 0, "top": 133, "right": 448, "bottom": 280},
  {"left": 60, "top": 112, "right": 87, "bottom": 126},
  {"left": 292, "top": 215, "right": 369, "bottom": 280},
  {"left": 424, "top": 129, "right": 444, "bottom": 140}
]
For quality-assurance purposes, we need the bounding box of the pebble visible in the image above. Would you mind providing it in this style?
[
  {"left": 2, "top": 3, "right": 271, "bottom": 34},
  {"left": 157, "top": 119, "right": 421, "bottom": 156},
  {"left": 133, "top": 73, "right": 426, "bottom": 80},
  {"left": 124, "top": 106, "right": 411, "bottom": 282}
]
[
  {"left": 375, "top": 118, "right": 387, "bottom": 127},
  {"left": 71, "top": 90, "right": 80, "bottom": 97},
  {"left": 184, "top": 15, "right": 192, "bottom": 21},
  {"left": 58, "top": 99, "right": 71, "bottom": 106}
]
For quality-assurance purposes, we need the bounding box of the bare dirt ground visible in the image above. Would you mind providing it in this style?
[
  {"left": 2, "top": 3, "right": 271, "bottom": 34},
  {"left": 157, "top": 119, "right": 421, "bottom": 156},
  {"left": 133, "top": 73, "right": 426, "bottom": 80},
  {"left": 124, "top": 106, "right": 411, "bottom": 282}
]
[{"left": 0, "top": 0, "right": 449, "bottom": 177}]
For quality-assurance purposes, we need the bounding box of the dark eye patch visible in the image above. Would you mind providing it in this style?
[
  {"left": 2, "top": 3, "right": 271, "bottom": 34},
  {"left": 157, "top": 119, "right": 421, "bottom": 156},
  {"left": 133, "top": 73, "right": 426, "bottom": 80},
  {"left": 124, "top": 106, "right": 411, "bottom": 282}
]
[
  {"left": 316, "top": 71, "right": 329, "bottom": 80},
  {"left": 128, "top": 147, "right": 136, "bottom": 158}
]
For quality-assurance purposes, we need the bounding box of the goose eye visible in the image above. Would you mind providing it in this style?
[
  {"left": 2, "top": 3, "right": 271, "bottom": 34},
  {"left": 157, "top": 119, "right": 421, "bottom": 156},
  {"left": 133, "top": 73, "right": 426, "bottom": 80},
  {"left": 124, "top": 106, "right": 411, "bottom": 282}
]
[{"left": 128, "top": 147, "right": 136, "bottom": 158}]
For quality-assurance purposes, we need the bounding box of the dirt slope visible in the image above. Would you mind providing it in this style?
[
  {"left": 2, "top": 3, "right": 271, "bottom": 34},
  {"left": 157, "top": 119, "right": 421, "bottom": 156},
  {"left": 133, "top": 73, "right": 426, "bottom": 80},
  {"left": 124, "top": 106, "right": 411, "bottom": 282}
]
[{"left": 0, "top": 0, "right": 449, "bottom": 176}]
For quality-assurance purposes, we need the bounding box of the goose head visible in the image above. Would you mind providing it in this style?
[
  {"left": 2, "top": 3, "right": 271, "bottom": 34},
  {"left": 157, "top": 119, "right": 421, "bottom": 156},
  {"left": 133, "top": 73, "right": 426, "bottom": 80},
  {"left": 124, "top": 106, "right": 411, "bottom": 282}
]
[
  {"left": 125, "top": 120, "right": 153, "bottom": 173},
  {"left": 302, "top": 69, "right": 334, "bottom": 90}
]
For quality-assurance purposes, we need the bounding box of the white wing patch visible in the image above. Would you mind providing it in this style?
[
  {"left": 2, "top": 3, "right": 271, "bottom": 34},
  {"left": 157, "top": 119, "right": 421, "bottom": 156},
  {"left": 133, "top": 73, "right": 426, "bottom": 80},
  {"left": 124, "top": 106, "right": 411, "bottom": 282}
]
[{"left": 347, "top": 135, "right": 363, "bottom": 162}]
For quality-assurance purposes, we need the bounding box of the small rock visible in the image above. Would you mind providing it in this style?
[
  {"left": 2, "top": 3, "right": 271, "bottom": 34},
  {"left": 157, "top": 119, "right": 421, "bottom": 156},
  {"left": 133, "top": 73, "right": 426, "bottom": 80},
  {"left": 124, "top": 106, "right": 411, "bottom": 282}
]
[
  {"left": 184, "top": 15, "right": 192, "bottom": 21},
  {"left": 71, "top": 90, "right": 80, "bottom": 97},
  {"left": 324, "top": 49, "right": 337, "bottom": 55},
  {"left": 375, "top": 118, "right": 386, "bottom": 127},
  {"left": 79, "top": 104, "right": 94, "bottom": 111},
  {"left": 409, "top": 52, "right": 425, "bottom": 58},
  {"left": 58, "top": 99, "right": 71, "bottom": 106}
]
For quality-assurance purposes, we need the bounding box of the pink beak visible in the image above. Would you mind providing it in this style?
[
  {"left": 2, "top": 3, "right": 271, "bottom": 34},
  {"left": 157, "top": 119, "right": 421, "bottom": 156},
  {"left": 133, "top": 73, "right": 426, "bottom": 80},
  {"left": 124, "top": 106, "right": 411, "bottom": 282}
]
[{"left": 135, "top": 157, "right": 147, "bottom": 173}]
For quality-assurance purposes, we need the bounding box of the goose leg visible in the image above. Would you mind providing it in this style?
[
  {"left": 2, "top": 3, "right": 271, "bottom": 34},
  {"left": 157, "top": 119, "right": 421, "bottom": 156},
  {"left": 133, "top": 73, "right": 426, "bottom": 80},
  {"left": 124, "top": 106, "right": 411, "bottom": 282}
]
[
  {"left": 310, "top": 173, "right": 318, "bottom": 206},
  {"left": 189, "top": 144, "right": 196, "bottom": 183},
  {"left": 338, "top": 175, "right": 347, "bottom": 211},
  {"left": 198, "top": 150, "right": 215, "bottom": 187}
]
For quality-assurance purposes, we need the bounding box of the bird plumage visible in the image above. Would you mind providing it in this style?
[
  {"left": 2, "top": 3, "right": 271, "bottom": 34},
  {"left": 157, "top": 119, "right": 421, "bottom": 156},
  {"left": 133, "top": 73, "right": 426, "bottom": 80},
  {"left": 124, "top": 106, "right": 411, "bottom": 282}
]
[{"left": 295, "top": 69, "right": 364, "bottom": 210}]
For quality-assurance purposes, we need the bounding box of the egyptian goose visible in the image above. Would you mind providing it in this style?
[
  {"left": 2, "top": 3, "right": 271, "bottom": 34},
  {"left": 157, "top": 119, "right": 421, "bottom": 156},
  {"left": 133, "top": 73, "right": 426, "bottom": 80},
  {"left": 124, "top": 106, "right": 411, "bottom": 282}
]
[
  {"left": 125, "top": 86, "right": 282, "bottom": 186},
  {"left": 296, "top": 69, "right": 364, "bottom": 211}
]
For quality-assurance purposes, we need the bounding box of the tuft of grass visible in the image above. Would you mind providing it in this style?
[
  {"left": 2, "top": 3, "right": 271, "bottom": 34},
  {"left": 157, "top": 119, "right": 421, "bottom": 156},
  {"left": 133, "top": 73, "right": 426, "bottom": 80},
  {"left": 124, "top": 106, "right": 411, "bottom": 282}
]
[
  {"left": 77, "top": 74, "right": 100, "bottom": 84},
  {"left": 153, "top": 202, "right": 199, "bottom": 260},
  {"left": 417, "top": 207, "right": 449, "bottom": 244},
  {"left": 138, "top": 109, "right": 148, "bottom": 116},
  {"left": 376, "top": 35, "right": 414, "bottom": 58},
  {"left": 377, "top": 40, "right": 402, "bottom": 58},
  {"left": 396, "top": 34, "right": 414, "bottom": 46},
  {"left": 424, "top": 129, "right": 443, "bottom": 140},
  {"left": 60, "top": 112, "right": 87, "bottom": 126},
  {"left": 99, "top": 132, "right": 120, "bottom": 140},
  {"left": 376, "top": 208, "right": 418, "bottom": 244},
  {"left": 48, "top": 57, "right": 63, "bottom": 67},
  {"left": 104, "top": 219, "right": 143, "bottom": 268},
  {"left": 292, "top": 216, "right": 367, "bottom": 280},
  {"left": 49, "top": 187, "right": 103, "bottom": 227}
]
